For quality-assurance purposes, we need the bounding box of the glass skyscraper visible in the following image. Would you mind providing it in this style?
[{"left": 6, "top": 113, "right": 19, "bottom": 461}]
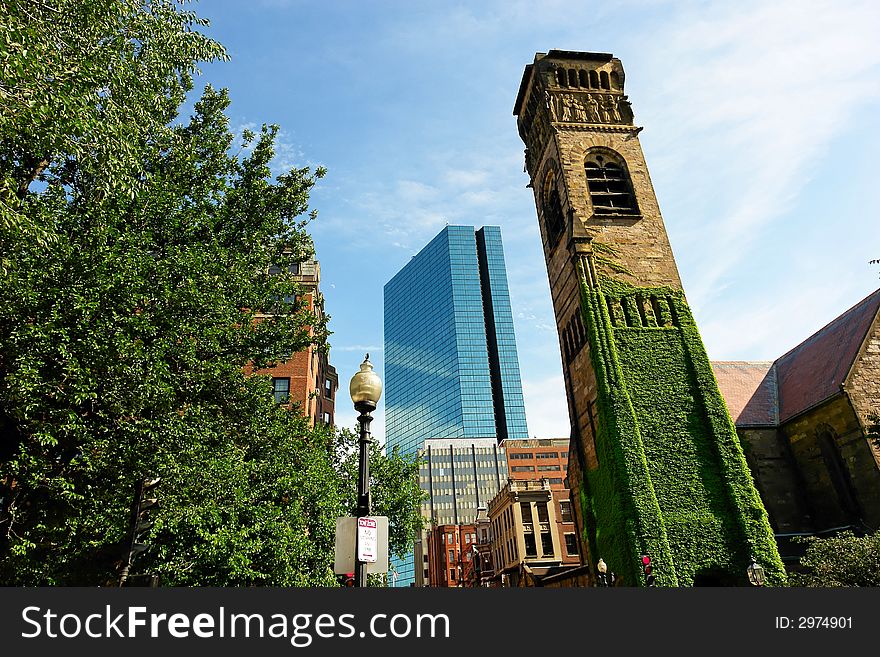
[{"left": 384, "top": 225, "right": 529, "bottom": 585}]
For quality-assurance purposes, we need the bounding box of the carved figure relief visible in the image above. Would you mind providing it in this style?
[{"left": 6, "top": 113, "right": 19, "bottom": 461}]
[
  {"left": 545, "top": 91, "right": 557, "bottom": 121},
  {"left": 549, "top": 92, "right": 632, "bottom": 126},
  {"left": 601, "top": 94, "right": 620, "bottom": 123},
  {"left": 586, "top": 94, "right": 600, "bottom": 123},
  {"left": 561, "top": 94, "right": 574, "bottom": 122}
]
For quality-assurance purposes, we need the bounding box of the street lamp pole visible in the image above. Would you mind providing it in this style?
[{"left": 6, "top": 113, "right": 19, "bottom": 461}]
[{"left": 349, "top": 354, "right": 382, "bottom": 588}]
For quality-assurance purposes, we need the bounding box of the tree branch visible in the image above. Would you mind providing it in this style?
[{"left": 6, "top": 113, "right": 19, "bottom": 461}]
[{"left": 16, "top": 157, "right": 49, "bottom": 199}]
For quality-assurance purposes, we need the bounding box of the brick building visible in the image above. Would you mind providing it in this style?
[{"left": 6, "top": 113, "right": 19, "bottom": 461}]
[
  {"left": 414, "top": 438, "right": 508, "bottom": 586},
  {"left": 252, "top": 259, "right": 338, "bottom": 427},
  {"left": 713, "top": 288, "right": 880, "bottom": 560},
  {"left": 415, "top": 438, "right": 582, "bottom": 586},
  {"left": 462, "top": 506, "right": 495, "bottom": 587},
  {"left": 456, "top": 439, "right": 582, "bottom": 587},
  {"left": 503, "top": 437, "right": 569, "bottom": 489},
  {"left": 423, "top": 523, "right": 477, "bottom": 587},
  {"left": 486, "top": 478, "right": 581, "bottom": 587}
]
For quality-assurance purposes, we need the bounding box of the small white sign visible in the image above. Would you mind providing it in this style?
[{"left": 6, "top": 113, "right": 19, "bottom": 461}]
[
  {"left": 334, "top": 516, "right": 388, "bottom": 574},
  {"left": 357, "top": 517, "right": 378, "bottom": 563}
]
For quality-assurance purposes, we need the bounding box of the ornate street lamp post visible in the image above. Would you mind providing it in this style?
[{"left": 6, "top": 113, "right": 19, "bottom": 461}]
[{"left": 349, "top": 354, "right": 382, "bottom": 588}]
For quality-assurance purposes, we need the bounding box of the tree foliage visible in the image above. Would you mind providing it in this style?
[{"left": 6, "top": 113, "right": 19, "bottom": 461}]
[
  {"left": 789, "top": 531, "right": 880, "bottom": 587},
  {"left": 0, "top": 0, "right": 228, "bottom": 270},
  {"left": 0, "top": 0, "right": 422, "bottom": 585}
]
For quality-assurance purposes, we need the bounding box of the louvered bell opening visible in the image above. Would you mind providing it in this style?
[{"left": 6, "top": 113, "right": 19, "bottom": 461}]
[{"left": 585, "top": 162, "right": 637, "bottom": 214}]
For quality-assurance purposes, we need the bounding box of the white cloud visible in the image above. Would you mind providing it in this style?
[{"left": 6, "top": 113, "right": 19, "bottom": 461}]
[
  {"left": 521, "top": 375, "right": 570, "bottom": 439},
  {"left": 443, "top": 168, "right": 490, "bottom": 187},
  {"left": 636, "top": 0, "right": 880, "bottom": 306},
  {"left": 333, "top": 344, "right": 383, "bottom": 353}
]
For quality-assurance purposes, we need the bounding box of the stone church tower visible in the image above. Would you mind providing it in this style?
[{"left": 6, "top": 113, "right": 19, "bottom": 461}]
[{"left": 514, "top": 50, "right": 785, "bottom": 586}]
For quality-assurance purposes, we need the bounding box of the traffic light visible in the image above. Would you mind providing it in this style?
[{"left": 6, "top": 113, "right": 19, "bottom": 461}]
[
  {"left": 641, "top": 554, "right": 655, "bottom": 587},
  {"left": 342, "top": 572, "right": 355, "bottom": 587}
]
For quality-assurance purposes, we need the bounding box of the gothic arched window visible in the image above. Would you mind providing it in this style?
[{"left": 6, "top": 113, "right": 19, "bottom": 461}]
[{"left": 584, "top": 153, "right": 638, "bottom": 215}]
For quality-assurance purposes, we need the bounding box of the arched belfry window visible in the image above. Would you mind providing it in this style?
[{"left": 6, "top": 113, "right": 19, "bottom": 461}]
[
  {"left": 584, "top": 152, "right": 638, "bottom": 215},
  {"left": 556, "top": 67, "right": 567, "bottom": 87},
  {"left": 542, "top": 170, "right": 565, "bottom": 245}
]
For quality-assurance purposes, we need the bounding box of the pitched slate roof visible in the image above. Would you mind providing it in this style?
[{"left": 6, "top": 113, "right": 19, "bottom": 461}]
[
  {"left": 712, "top": 288, "right": 880, "bottom": 427},
  {"left": 712, "top": 362, "right": 778, "bottom": 426},
  {"left": 776, "top": 288, "right": 880, "bottom": 423}
]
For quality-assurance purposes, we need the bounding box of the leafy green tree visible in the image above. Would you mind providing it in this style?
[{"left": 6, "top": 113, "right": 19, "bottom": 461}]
[
  {"left": 789, "top": 530, "right": 880, "bottom": 587},
  {"left": 0, "top": 0, "right": 228, "bottom": 271},
  {"left": 0, "top": 0, "right": 422, "bottom": 585}
]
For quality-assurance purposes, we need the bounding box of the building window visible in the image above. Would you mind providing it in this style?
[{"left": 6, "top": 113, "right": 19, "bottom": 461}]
[
  {"left": 548, "top": 478, "right": 563, "bottom": 485},
  {"left": 536, "top": 452, "right": 558, "bottom": 459},
  {"left": 272, "top": 378, "right": 290, "bottom": 404},
  {"left": 524, "top": 533, "right": 537, "bottom": 557},
  {"left": 324, "top": 378, "right": 333, "bottom": 398},
  {"left": 560, "top": 500, "right": 573, "bottom": 523},
  {"left": 511, "top": 465, "right": 535, "bottom": 473},
  {"left": 564, "top": 533, "right": 579, "bottom": 555},
  {"left": 536, "top": 503, "right": 550, "bottom": 523},
  {"left": 509, "top": 452, "right": 532, "bottom": 460},
  {"left": 537, "top": 464, "right": 560, "bottom": 472},
  {"left": 322, "top": 412, "right": 332, "bottom": 424},
  {"left": 584, "top": 153, "right": 638, "bottom": 215},
  {"left": 541, "top": 532, "right": 553, "bottom": 556}
]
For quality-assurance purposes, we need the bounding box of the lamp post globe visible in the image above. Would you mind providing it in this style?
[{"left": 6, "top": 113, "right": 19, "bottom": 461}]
[
  {"left": 349, "top": 354, "right": 382, "bottom": 588},
  {"left": 350, "top": 353, "right": 382, "bottom": 410}
]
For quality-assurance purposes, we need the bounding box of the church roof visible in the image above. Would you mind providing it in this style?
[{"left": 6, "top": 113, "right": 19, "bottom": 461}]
[
  {"left": 711, "top": 362, "right": 778, "bottom": 426},
  {"left": 776, "top": 288, "right": 880, "bottom": 423},
  {"left": 712, "top": 288, "right": 880, "bottom": 427}
]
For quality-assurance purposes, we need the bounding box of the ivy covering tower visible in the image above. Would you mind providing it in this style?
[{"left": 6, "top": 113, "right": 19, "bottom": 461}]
[{"left": 513, "top": 50, "right": 785, "bottom": 586}]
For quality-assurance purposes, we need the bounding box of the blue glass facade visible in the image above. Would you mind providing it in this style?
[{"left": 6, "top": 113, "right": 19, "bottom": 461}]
[{"left": 384, "top": 225, "right": 529, "bottom": 586}]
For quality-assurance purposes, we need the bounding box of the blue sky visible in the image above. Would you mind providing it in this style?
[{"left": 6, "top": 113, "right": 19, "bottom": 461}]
[{"left": 193, "top": 0, "right": 880, "bottom": 440}]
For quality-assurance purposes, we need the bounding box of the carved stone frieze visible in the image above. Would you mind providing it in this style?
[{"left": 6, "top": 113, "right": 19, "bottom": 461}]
[{"left": 548, "top": 91, "right": 633, "bottom": 126}]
